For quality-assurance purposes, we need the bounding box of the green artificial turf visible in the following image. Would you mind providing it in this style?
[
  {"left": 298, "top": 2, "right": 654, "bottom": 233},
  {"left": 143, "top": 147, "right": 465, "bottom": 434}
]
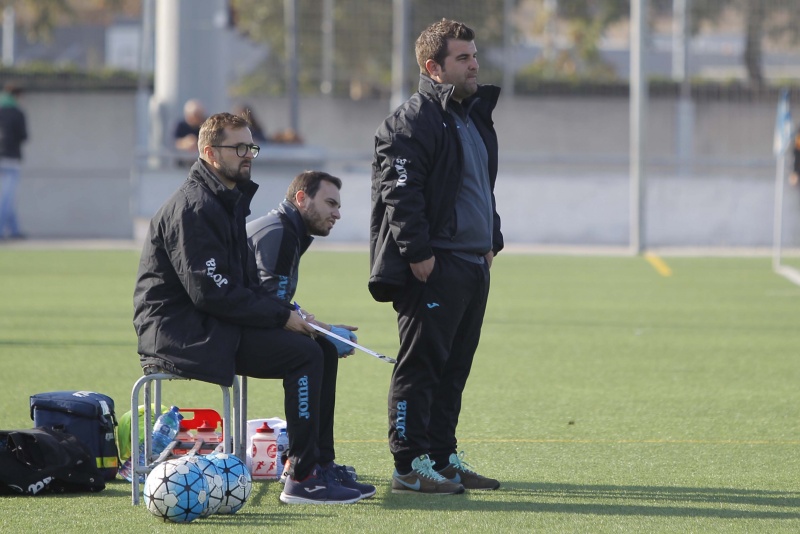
[{"left": 0, "top": 249, "right": 798, "bottom": 533}]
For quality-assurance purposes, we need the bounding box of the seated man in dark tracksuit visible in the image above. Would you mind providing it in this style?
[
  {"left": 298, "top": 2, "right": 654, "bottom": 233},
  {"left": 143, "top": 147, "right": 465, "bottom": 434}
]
[{"left": 246, "top": 170, "right": 375, "bottom": 501}]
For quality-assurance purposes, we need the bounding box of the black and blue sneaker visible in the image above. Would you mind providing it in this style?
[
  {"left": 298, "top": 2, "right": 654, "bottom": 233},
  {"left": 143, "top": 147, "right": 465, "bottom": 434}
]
[
  {"left": 324, "top": 462, "right": 376, "bottom": 499},
  {"left": 281, "top": 459, "right": 358, "bottom": 483},
  {"left": 279, "top": 465, "right": 362, "bottom": 504}
]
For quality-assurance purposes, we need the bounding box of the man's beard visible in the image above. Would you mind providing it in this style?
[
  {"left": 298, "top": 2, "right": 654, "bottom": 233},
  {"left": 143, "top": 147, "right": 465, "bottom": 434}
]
[
  {"left": 220, "top": 161, "right": 251, "bottom": 184},
  {"left": 305, "top": 204, "right": 332, "bottom": 236}
]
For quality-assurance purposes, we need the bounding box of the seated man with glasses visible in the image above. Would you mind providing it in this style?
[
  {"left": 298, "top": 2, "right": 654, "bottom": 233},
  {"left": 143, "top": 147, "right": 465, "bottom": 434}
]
[
  {"left": 211, "top": 142, "right": 260, "bottom": 159},
  {"left": 134, "top": 112, "right": 366, "bottom": 505}
]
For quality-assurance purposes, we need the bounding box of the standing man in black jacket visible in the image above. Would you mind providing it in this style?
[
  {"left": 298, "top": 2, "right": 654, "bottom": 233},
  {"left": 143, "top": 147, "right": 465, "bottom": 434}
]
[
  {"left": 134, "top": 112, "right": 363, "bottom": 505},
  {"left": 370, "top": 19, "right": 503, "bottom": 495},
  {"left": 0, "top": 83, "right": 28, "bottom": 239}
]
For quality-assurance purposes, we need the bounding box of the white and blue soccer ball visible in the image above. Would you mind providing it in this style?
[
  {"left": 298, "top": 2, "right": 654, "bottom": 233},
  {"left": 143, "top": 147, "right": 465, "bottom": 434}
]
[
  {"left": 184, "top": 454, "right": 224, "bottom": 517},
  {"left": 205, "top": 452, "right": 251, "bottom": 514},
  {"left": 143, "top": 457, "right": 209, "bottom": 523}
]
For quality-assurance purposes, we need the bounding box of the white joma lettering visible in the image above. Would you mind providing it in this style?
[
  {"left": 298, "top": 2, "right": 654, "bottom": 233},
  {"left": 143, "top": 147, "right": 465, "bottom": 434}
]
[
  {"left": 394, "top": 158, "right": 410, "bottom": 188},
  {"left": 205, "top": 258, "right": 229, "bottom": 288}
]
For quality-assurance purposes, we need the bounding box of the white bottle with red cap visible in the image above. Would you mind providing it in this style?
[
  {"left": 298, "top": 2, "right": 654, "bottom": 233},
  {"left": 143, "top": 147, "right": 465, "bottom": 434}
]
[{"left": 249, "top": 422, "right": 278, "bottom": 480}]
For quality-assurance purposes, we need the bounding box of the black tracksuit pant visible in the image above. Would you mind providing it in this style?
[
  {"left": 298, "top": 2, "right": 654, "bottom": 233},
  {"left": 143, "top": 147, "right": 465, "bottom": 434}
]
[
  {"left": 235, "top": 328, "right": 338, "bottom": 480},
  {"left": 388, "top": 251, "right": 490, "bottom": 473}
]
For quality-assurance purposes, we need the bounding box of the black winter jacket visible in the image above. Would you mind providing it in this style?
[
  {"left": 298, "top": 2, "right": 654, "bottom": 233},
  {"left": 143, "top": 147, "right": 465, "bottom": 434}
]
[
  {"left": 133, "top": 160, "right": 292, "bottom": 387},
  {"left": 368, "top": 75, "right": 504, "bottom": 302}
]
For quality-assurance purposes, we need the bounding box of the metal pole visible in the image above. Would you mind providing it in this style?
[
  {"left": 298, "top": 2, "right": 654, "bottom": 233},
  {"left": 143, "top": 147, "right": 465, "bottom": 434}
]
[
  {"left": 321, "top": 0, "right": 334, "bottom": 95},
  {"left": 671, "top": 0, "right": 686, "bottom": 81},
  {"left": 544, "top": 0, "right": 557, "bottom": 62},
  {"left": 773, "top": 151, "right": 786, "bottom": 271},
  {"left": 390, "top": 0, "right": 410, "bottom": 111},
  {"left": 136, "top": 0, "right": 155, "bottom": 165},
  {"left": 629, "top": 0, "right": 648, "bottom": 254},
  {"left": 2, "top": 6, "right": 14, "bottom": 67},
  {"left": 673, "top": 0, "right": 693, "bottom": 176},
  {"left": 502, "top": 0, "right": 515, "bottom": 97},
  {"left": 285, "top": 0, "right": 300, "bottom": 133}
]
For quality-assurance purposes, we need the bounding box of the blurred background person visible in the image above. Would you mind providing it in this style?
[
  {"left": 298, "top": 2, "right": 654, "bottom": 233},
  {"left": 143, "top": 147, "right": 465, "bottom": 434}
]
[
  {"left": 173, "top": 98, "right": 207, "bottom": 163},
  {"left": 0, "top": 83, "right": 28, "bottom": 240},
  {"left": 791, "top": 123, "right": 800, "bottom": 186}
]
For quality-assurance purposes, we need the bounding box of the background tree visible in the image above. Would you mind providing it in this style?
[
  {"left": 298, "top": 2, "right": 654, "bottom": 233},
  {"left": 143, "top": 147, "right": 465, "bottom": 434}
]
[
  {"left": 2, "top": 0, "right": 137, "bottom": 41},
  {"left": 684, "top": 0, "right": 800, "bottom": 88},
  {"left": 230, "top": 0, "right": 508, "bottom": 97}
]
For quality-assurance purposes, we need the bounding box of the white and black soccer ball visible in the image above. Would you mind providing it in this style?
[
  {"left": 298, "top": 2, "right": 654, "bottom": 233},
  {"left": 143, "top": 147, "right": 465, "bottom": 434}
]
[
  {"left": 205, "top": 452, "right": 251, "bottom": 514},
  {"left": 184, "top": 454, "right": 224, "bottom": 517},
  {"left": 143, "top": 457, "right": 209, "bottom": 523}
]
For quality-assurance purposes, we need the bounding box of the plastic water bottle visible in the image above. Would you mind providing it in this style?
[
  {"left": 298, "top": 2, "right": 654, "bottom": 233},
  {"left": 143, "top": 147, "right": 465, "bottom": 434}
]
[
  {"left": 152, "top": 406, "right": 182, "bottom": 455},
  {"left": 119, "top": 407, "right": 182, "bottom": 483},
  {"left": 118, "top": 441, "right": 146, "bottom": 483},
  {"left": 250, "top": 422, "right": 277, "bottom": 480},
  {"left": 276, "top": 428, "right": 289, "bottom": 478}
]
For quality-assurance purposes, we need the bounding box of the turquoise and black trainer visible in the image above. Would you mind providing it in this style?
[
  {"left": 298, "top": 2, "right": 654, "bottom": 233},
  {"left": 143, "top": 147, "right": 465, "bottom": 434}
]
[
  {"left": 437, "top": 451, "right": 500, "bottom": 490},
  {"left": 391, "top": 454, "right": 465, "bottom": 494}
]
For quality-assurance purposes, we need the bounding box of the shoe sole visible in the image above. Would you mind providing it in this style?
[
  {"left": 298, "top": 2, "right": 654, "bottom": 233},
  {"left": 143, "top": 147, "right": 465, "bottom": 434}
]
[
  {"left": 279, "top": 492, "right": 362, "bottom": 505},
  {"left": 391, "top": 483, "right": 465, "bottom": 495},
  {"left": 462, "top": 483, "right": 500, "bottom": 491}
]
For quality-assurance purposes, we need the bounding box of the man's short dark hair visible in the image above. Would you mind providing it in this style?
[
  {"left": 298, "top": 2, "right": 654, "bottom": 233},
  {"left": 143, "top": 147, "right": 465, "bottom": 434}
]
[
  {"left": 286, "top": 171, "right": 342, "bottom": 202},
  {"left": 415, "top": 18, "right": 476, "bottom": 74},
  {"left": 198, "top": 112, "right": 251, "bottom": 151}
]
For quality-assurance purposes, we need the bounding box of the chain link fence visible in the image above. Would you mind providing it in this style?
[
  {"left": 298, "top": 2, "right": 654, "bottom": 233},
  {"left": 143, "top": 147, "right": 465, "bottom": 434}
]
[
  {"left": 234, "top": 0, "right": 800, "bottom": 95},
  {"left": 231, "top": 0, "right": 800, "bottom": 171}
]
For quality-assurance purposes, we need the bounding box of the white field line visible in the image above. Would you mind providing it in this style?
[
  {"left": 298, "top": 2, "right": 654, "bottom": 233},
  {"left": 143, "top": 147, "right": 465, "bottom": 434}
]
[{"left": 775, "top": 264, "right": 800, "bottom": 287}]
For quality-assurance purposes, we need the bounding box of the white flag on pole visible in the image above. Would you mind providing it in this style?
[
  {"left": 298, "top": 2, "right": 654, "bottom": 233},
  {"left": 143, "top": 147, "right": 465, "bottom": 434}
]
[{"left": 773, "top": 89, "right": 792, "bottom": 157}]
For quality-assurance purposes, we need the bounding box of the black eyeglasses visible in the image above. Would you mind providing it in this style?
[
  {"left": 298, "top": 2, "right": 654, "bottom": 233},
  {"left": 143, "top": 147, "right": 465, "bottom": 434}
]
[{"left": 211, "top": 143, "right": 260, "bottom": 158}]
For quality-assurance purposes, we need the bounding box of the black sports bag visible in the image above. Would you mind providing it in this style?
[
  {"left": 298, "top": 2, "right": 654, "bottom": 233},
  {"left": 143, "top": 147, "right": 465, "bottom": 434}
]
[
  {"left": 30, "top": 391, "right": 119, "bottom": 480},
  {"left": 0, "top": 427, "right": 105, "bottom": 495}
]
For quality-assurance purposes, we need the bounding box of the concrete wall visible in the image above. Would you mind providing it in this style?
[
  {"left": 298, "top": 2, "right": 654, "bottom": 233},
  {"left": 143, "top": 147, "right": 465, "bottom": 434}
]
[{"left": 10, "top": 90, "right": 799, "bottom": 248}]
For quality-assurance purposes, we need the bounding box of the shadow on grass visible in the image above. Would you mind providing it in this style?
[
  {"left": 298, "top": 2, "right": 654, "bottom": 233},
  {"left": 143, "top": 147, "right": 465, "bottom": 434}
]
[
  {"left": 25, "top": 479, "right": 800, "bottom": 526},
  {"left": 0, "top": 339, "right": 133, "bottom": 347},
  {"left": 377, "top": 481, "right": 800, "bottom": 519}
]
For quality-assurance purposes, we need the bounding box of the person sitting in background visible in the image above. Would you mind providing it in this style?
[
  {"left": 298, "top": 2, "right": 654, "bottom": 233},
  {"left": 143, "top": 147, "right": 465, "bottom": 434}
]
[
  {"left": 173, "top": 99, "right": 207, "bottom": 161},
  {"left": 270, "top": 128, "right": 304, "bottom": 145}
]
